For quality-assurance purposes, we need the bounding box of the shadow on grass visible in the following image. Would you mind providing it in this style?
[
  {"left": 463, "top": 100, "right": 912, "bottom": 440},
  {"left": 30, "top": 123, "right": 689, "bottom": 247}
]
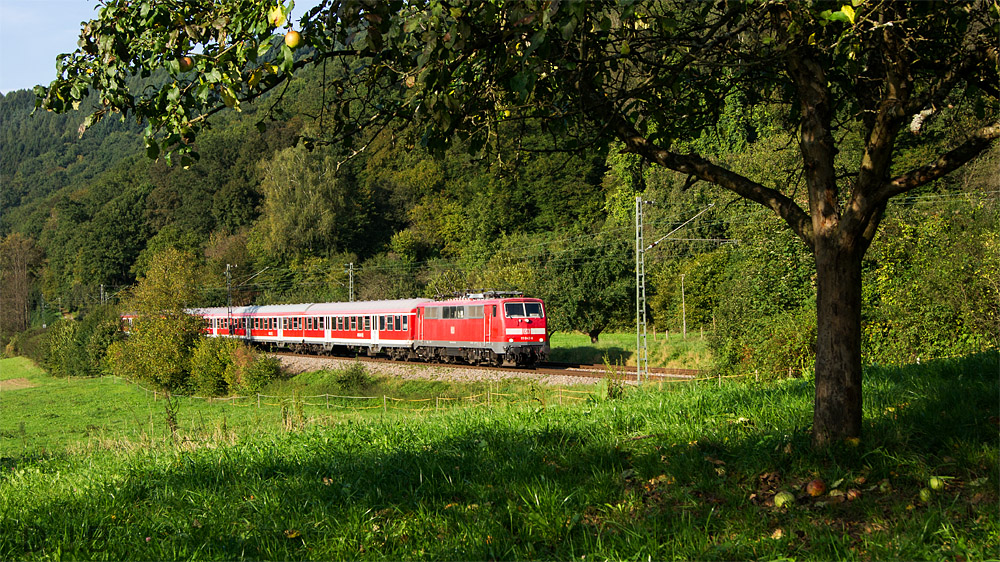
[{"left": 548, "top": 345, "right": 630, "bottom": 365}]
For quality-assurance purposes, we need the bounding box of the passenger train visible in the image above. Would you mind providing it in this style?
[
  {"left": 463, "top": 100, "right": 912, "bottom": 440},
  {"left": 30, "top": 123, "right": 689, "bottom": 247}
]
[{"left": 126, "top": 292, "right": 549, "bottom": 367}]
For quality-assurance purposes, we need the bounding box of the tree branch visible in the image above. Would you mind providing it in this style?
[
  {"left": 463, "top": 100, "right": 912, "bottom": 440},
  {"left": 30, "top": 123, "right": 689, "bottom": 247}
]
[
  {"left": 598, "top": 99, "right": 814, "bottom": 249},
  {"left": 880, "top": 122, "right": 1000, "bottom": 201}
]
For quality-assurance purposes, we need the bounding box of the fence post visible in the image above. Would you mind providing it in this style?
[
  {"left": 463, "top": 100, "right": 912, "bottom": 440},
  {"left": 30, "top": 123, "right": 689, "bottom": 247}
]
[
  {"left": 383, "top": 395, "right": 387, "bottom": 413},
  {"left": 257, "top": 393, "right": 261, "bottom": 408},
  {"left": 326, "top": 394, "right": 329, "bottom": 409},
  {"left": 436, "top": 397, "right": 439, "bottom": 411}
]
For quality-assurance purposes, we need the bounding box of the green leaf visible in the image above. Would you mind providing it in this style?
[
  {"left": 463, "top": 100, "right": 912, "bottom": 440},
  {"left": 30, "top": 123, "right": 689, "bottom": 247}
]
[
  {"left": 841, "top": 5, "right": 856, "bottom": 25},
  {"left": 257, "top": 39, "right": 274, "bottom": 59}
]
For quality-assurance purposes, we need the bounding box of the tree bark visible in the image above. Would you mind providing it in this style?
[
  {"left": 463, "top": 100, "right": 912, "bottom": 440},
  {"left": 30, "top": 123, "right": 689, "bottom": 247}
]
[
  {"left": 812, "top": 236, "right": 864, "bottom": 447},
  {"left": 588, "top": 329, "right": 602, "bottom": 344}
]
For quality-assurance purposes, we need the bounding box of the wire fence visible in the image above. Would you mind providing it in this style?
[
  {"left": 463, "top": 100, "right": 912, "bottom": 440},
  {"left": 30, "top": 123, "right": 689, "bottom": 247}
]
[
  {"left": 87, "top": 375, "right": 611, "bottom": 413},
  {"left": 64, "top": 366, "right": 823, "bottom": 415}
]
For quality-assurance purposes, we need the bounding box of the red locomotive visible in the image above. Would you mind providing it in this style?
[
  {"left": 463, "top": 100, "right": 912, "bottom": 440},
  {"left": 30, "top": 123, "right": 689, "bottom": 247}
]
[{"left": 187, "top": 291, "right": 548, "bottom": 367}]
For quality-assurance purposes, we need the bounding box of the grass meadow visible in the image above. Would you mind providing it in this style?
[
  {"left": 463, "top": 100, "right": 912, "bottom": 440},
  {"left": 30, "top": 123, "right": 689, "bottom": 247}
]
[
  {"left": 547, "top": 330, "right": 714, "bottom": 369},
  {"left": 1, "top": 350, "right": 997, "bottom": 560}
]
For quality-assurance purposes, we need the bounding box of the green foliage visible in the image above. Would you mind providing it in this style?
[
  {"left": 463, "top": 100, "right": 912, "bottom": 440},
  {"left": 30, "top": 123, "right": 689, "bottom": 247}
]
[
  {"left": 125, "top": 248, "right": 202, "bottom": 316},
  {"left": 189, "top": 337, "right": 241, "bottom": 397},
  {"left": 2, "top": 328, "right": 47, "bottom": 364},
  {"left": 252, "top": 145, "right": 376, "bottom": 258},
  {"left": 107, "top": 315, "right": 202, "bottom": 391},
  {"left": 335, "top": 362, "right": 378, "bottom": 393},
  {"left": 862, "top": 201, "right": 1000, "bottom": 363},
  {"left": 223, "top": 344, "right": 281, "bottom": 396},
  {"left": 38, "top": 306, "right": 121, "bottom": 378},
  {"left": 41, "top": 318, "right": 81, "bottom": 377}
]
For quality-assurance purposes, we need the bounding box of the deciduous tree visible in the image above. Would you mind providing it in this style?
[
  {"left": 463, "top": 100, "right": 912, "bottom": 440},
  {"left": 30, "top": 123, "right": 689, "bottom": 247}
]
[
  {"left": 0, "top": 233, "right": 42, "bottom": 333},
  {"left": 40, "top": 1, "right": 999, "bottom": 446}
]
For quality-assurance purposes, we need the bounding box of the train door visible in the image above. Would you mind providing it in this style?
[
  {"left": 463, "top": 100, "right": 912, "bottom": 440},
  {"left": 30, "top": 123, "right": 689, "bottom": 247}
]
[
  {"left": 489, "top": 303, "right": 503, "bottom": 343},
  {"left": 483, "top": 305, "right": 491, "bottom": 343}
]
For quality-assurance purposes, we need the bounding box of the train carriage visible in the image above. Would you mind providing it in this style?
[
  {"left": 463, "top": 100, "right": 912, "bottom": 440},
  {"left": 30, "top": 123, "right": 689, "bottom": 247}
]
[{"left": 189, "top": 293, "right": 548, "bottom": 367}]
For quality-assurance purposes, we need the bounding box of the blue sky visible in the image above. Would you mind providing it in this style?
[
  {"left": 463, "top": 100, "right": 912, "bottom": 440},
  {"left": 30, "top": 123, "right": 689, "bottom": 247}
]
[
  {"left": 0, "top": 0, "right": 318, "bottom": 95},
  {"left": 0, "top": 0, "right": 103, "bottom": 94}
]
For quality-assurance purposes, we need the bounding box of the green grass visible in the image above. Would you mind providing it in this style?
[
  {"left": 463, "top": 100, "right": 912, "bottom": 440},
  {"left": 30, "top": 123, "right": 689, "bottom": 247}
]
[
  {"left": 549, "top": 330, "right": 713, "bottom": 369},
  {"left": 0, "top": 358, "right": 601, "bottom": 455},
  {"left": 1, "top": 352, "right": 997, "bottom": 560}
]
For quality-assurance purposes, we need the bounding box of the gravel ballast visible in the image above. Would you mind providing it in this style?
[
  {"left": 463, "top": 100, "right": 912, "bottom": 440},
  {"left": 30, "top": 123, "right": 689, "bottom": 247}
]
[{"left": 275, "top": 355, "right": 602, "bottom": 387}]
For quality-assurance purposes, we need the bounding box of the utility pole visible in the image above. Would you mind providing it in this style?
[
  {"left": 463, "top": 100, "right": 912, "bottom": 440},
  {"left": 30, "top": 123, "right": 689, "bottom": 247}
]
[
  {"left": 636, "top": 201, "right": 715, "bottom": 380},
  {"left": 681, "top": 273, "right": 687, "bottom": 340},
  {"left": 226, "top": 264, "right": 234, "bottom": 331},
  {"left": 100, "top": 284, "right": 105, "bottom": 305},
  {"left": 635, "top": 196, "right": 650, "bottom": 384},
  {"left": 347, "top": 262, "right": 354, "bottom": 302}
]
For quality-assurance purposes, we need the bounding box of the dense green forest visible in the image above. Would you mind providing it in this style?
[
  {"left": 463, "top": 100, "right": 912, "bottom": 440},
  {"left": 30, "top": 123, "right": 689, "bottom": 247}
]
[{"left": 1, "top": 49, "right": 997, "bottom": 377}]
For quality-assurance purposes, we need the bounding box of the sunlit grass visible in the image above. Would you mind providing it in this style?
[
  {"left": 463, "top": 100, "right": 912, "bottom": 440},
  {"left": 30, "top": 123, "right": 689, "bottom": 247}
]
[
  {"left": 549, "top": 330, "right": 713, "bottom": 369},
  {"left": 1, "top": 352, "right": 996, "bottom": 560}
]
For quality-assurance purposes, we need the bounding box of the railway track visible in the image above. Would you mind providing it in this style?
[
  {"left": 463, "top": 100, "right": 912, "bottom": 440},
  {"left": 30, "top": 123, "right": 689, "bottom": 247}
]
[{"left": 272, "top": 351, "right": 701, "bottom": 383}]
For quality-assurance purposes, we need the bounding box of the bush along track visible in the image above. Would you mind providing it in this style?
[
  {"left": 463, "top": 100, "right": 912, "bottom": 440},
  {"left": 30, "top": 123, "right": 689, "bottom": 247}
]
[{"left": 0, "top": 352, "right": 996, "bottom": 560}]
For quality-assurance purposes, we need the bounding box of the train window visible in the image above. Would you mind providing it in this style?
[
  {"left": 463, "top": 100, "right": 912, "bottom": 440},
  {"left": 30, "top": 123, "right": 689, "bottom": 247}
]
[
  {"left": 469, "top": 306, "right": 484, "bottom": 319},
  {"left": 306, "top": 317, "right": 313, "bottom": 330},
  {"left": 524, "top": 303, "right": 543, "bottom": 318},
  {"left": 425, "top": 307, "right": 440, "bottom": 320},
  {"left": 379, "top": 316, "right": 385, "bottom": 331},
  {"left": 392, "top": 316, "right": 399, "bottom": 330},
  {"left": 350, "top": 317, "right": 357, "bottom": 330},
  {"left": 402, "top": 316, "right": 408, "bottom": 331},
  {"left": 505, "top": 303, "right": 524, "bottom": 318},
  {"left": 492, "top": 305, "right": 497, "bottom": 317},
  {"left": 364, "top": 316, "right": 371, "bottom": 331}
]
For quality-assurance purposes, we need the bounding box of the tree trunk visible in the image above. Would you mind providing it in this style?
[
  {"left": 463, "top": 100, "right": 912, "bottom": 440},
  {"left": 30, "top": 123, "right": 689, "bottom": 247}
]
[
  {"left": 812, "top": 237, "right": 864, "bottom": 447},
  {"left": 588, "top": 329, "right": 602, "bottom": 344}
]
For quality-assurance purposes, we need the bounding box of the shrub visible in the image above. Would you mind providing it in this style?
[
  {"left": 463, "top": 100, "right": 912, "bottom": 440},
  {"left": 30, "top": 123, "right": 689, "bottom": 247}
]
[
  {"left": 3, "top": 328, "right": 48, "bottom": 364},
  {"left": 190, "top": 337, "right": 240, "bottom": 396},
  {"left": 223, "top": 343, "right": 281, "bottom": 395},
  {"left": 44, "top": 318, "right": 84, "bottom": 377},
  {"left": 335, "top": 361, "right": 378, "bottom": 393},
  {"left": 41, "top": 306, "right": 124, "bottom": 377},
  {"left": 105, "top": 314, "right": 202, "bottom": 391}
]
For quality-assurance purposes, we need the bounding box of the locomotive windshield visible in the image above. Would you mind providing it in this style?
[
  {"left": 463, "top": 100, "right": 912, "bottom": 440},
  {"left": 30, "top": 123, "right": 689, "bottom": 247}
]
[{"left": 505, "top": 302, "right": 544, "bottom": 318}]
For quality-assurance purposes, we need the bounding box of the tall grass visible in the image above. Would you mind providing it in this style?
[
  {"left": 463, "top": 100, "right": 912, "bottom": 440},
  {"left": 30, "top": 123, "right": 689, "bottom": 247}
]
[{"left": 1, "top": 352, "right": 996, "bottom": 560}]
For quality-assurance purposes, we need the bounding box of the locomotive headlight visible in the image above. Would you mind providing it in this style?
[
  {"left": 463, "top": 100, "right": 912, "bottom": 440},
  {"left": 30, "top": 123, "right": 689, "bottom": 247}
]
[
  {"left": 540, "top": 337, "right": 545, "bottom": 342},
  {"left": 509, "top": 338, "right": 514, "bottom": 343}
]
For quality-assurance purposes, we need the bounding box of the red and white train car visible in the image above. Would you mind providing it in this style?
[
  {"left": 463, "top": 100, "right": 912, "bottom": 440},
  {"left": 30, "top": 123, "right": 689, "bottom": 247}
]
[{"left": 190, "top": 293, "right": 548, "bottom": 366}]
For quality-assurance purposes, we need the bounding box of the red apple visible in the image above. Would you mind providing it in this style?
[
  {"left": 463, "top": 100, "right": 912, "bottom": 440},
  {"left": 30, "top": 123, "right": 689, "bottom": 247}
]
[
  {"left": 178, "top": 56, "right": 194, "bottom": 72},
  {"left": 806, "top": 479, "right": 826, "bottom": 497}
]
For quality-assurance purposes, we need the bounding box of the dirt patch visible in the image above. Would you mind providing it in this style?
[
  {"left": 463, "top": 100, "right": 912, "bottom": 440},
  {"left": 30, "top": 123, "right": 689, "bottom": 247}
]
[
  {"left": 0, "top": 378, "right": 36, "bottom": 391},
  {"left": 275, "top": 355, "right": 600, "bottom": 386}
]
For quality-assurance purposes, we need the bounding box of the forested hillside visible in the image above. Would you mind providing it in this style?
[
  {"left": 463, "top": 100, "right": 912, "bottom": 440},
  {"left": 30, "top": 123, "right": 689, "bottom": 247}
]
[{"left": 2, "top": 24, "right": 997, "bottom": 376}]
